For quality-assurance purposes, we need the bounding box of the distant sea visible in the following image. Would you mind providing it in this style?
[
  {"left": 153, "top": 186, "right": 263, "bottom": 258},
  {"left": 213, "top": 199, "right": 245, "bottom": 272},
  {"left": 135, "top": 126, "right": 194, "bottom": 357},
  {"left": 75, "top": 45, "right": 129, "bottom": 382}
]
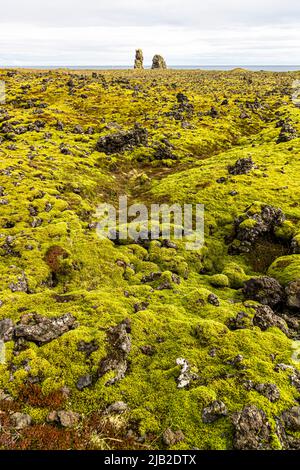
[{"left": 1, "top": 65, "right": 300, "bottom": 72}]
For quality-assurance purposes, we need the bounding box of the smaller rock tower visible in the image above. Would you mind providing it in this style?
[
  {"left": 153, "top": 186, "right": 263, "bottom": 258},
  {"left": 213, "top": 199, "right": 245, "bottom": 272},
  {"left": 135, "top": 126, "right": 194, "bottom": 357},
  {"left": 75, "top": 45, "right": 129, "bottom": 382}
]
[{"left": 151, "top": 54, "right": 167, "bottom": 69}]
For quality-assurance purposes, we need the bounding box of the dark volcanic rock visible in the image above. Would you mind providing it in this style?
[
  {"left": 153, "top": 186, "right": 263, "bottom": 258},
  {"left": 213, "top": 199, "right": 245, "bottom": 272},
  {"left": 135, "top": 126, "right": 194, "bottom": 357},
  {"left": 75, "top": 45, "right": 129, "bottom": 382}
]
[
  {"left": 229, "top": 203, "right": 286, "bottom": 254},
  {"left": 153, "top": 144, "right": 178, "bottom": 161},
  {"left": 277, "top": 120, "right": 298, "bottom": 143},
  {"left": 232, "top": 405, "right": 271, "bottom": 450},
  {"left": 253, "top": 305, "right": 289, "bottom": 335},
  {"left": 286, "top": 280, "right": 300, "bottom": 309},
  {"left": 0, "top": 318, "right": 14, "bottom": 342},
  {"left": 162, "top": 428, "right": 185, "bottom": 446},
  {"left": 244, "top": 380, "right": 280, "bottom": 402},
  {"left": 228, "top": 157, "right": 255, "bottom": 175},
  {"left": 207, "top": 293, "right": 220, "bottom": 306},
  {"left": 202, "top": 400, "right": 228, "bottom": 423},
  {"left": 227, "top": 311, "right": 250, "bottom": 330},
  {"left": 76, "top": 374, "right": 93, "bottom": 391},
  {"left": 97, "top": 319, "right": 131, "bottom": 386},
  {"left": 77, "top": 339, "right": 99, "bottom": 356},
  {"left": 282, "top": 406, "right": 300, "bottom": 431},
  {"left": 96, "top": 124, "right": 148, "bottom": 154},
  {"left": 243, "top": 277, "right": 285, "bottom": 309},
  {"left": 14, "top": 313, "right": 76, "bottom": 345}
]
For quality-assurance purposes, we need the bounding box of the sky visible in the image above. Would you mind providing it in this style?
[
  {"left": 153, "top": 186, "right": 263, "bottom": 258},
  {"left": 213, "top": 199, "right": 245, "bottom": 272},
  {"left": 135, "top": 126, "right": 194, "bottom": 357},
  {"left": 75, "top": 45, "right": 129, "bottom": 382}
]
[{"left": 0, "top": 0, "right": 299, "bottom": 66}]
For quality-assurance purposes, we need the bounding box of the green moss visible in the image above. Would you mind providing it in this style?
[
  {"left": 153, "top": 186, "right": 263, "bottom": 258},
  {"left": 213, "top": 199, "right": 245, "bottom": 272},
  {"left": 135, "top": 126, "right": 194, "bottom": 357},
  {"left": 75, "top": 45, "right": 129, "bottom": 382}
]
[
  {"left": 0, "top": 68, "right": 300, "bottom": 450},
  {"left": 268, "top": 255, "right": 300, "bottom": 286},
  {"left": 209, "top": 274, "right": 230, "bottom": 288},
  {"left": 222, "top": 263, "right": 249, "bottom": 289}
]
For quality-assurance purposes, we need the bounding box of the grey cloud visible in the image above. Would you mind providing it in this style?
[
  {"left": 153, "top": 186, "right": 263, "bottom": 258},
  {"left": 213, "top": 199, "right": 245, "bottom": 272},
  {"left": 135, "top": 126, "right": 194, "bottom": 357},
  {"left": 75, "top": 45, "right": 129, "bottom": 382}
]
[
  {"left": 0, "top": 0, "right": 300, "bottom": 27},
  {"left": 0, "top": 1, "right": 299, "bottom": 65}
]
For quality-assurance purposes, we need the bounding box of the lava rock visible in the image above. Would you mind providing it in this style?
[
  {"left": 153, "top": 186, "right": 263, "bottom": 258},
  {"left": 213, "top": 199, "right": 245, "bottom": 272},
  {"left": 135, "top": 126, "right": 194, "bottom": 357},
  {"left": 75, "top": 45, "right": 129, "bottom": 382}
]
[
  {"left": 286, "top": 280, "right": 300, "bottom": 309},
  {"left": 96, "top": 124, "right": 148, "bottom": 154},
  {"left": 243, "top": 277, "right": 285, "bottom": 309},
  {"left": 105, "top": 401, "right": 128, "bottom": 414},
  {"left": 11, "top": 412, "right": 32, "bottom": 430},
  {"left": 77, "top": 339, "right": 99, "bottom": 356},
  {"left": 228, "top": 157, "right": 255, "bottom": 175},
  {"left": 202, "top": 400, "right": 228, "bottom": 423},
  {"left": 229, "top": 203, "right": 286, "bottom": 254},
  {"left": 282, "top": 406, "right": 300, "bottom": 431},
  {"left": 162, "top": 428, "right": 185, "bottom": 446},
  {"left": 76, "top": 374, "right": 93, "bottom": 391},
  {"left": 176, "top": 357, "right": 198, "bottom": 389},
  {"left": 232, "top": 405, "right": 271, "bottom": 450},
  {"left": 0, "top": 318, "right": 14, "bottom": 342},
  {"left": 277, "top": 120, "right": 298, "bottom": 144},
  {"left": 207, "top": 293, "right": 220, "bottom": 306},
  {"left": 244, "top": 380, "right": 280, "bottom": 402},
  {"left": 48, "top": 410, "right": 80, "bottom": 428},
  {"left": 253, "top": 305, "right": 289, "bottom": 335},
  {"left": 14, "top": 313, "right": 76, "bottom": 345},
  {"left": 97, "top": 319, "right": 131, "bottom": 386}
]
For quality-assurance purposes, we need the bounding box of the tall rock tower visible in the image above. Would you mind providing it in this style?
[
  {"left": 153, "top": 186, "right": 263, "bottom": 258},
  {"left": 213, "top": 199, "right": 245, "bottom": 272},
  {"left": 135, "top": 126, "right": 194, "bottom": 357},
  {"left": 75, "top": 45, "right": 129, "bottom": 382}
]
[
  {"left": 151, "top": 55, "right": 167, "bottom": 69},
  {"left": 134, "top": 49, "right": 144, "bottom": 69}
]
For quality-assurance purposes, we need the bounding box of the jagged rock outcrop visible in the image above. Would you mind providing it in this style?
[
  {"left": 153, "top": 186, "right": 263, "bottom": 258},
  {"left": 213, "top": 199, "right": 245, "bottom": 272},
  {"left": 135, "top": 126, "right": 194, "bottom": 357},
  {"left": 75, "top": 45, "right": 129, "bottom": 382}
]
[
  {"left": 151, "top": 55, "right": 167, "bottom": 69},
  {"left": 228, "top": 157, "right": 255, "bottom": 175},
  {"left": 97, "top": 319, "right": 131, "bottom": 386},
  {"left": 286, "top": 280, "right": 300, "bottom": 309},
  {"left": 134, "top": 49, "right": 144, "bottom": 69},
  {"left": 232, "top": 405, "right": 272, "bottom": 450},
  {"left": 243, "top": 380, "right": 280, "bottom": 402},
  {"left": 0, "top": 319, "right": 14, "bottom": 342},
  {"left": 282, "top": 406, "right": 300, "bottom": 431},
  {"left": 253, "top": 305, "right": 289, "bottom": 335},
  {"left": 162, "top": 428, "right": 185, "bottom": 446},
  {"left": 14, "top": 313, "right": 76, "bottom": 345},
  {"left": 202, "top": 401, "right": 228, "bottom": 423},
  {"left": 95, "top": 124, "right": 148, "bottom": 154},
  {"left": 228, "top": 203, "right": 286, "bottom": 254},
  {"left": 276, "top": 119, "right": 298, "bottom": 143},
  {"left": 243, "top": 277, "right": 285, "bottom": 309}
]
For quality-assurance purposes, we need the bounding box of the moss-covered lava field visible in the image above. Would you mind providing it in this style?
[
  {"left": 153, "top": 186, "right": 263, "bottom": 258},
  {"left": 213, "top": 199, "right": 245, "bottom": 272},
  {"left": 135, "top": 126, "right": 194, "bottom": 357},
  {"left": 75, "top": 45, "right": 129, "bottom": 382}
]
[{"left": 0, "top": 67, "right": 300, "bottom": 450}]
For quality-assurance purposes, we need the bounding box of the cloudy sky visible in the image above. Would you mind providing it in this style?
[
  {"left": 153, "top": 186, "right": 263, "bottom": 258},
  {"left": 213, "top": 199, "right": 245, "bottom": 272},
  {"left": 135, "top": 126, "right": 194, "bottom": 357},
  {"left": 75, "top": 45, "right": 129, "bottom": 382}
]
[{"left": 0, "top": 0, "right": 299, "bottom": 66}]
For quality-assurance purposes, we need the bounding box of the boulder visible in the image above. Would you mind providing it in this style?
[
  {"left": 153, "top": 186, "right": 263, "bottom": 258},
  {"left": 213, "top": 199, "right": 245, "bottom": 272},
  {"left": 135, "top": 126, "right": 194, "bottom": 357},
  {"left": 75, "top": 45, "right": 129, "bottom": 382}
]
[
  {"left": 11, "top": 412, "right": 32, "bottom": 430},
  {"left": 96, "top": 124, "right": 148, "bottom": 154},
  {"left": 253, "top": 305, "right": 289, "bottom": 335},
  {"left": 97, "top": 319, "right": 131, "bottom": 386},
  {"left": 232, "top": 405, "right": 271, "bottom": 450},
  {"left": 286, "top": 280, "right": 300, "bottom": 309},
  {"left": 202, "top": 400, "right": 228, "bottom": 423},
  {"left": 162, "top": 428, "right": 185, "bottom": 446},
  {"left": 14, "top": 313, "right": 76, "bottom": 345},
  {"left": 0, "top": 318, "right": 14, "bottom": 342},
  {"left": 228, "top": 157, "right": 255, "bottom": 175},
  {"left": 282, "top": 406, "right": 300, "bottom": 431},
  {"left": 243, "top": 277, "right": 285, "bottom": 309}
]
